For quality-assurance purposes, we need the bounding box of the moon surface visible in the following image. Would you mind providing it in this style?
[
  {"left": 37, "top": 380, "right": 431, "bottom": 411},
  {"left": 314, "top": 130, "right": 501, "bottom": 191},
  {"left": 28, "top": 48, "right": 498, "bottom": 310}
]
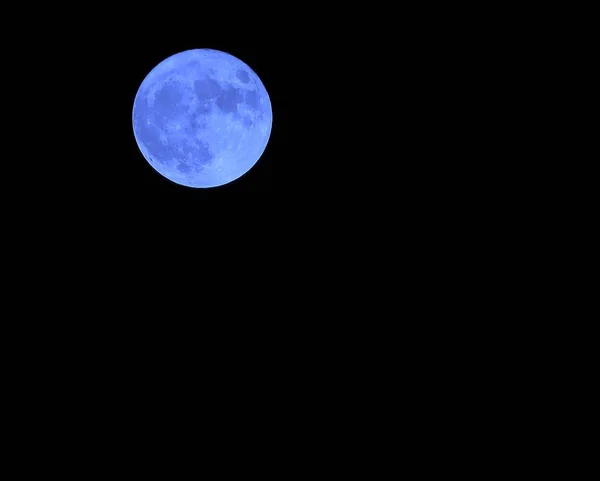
[{"left": 132, "top": 49, "right": 272, "bottom": 188}]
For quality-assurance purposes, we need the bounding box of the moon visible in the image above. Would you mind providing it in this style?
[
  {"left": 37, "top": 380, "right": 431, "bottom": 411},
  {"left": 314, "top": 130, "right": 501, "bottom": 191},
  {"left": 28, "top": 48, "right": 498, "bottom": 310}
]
[{"left": 132, "top": 49, "right": 272, "bottom": 188}]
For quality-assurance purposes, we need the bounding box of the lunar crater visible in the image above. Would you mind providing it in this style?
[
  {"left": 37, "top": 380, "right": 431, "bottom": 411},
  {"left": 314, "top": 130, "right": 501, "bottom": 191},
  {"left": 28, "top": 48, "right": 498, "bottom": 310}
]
[{"left": 236, "top": 69, "right": 250, "bottom": 83}]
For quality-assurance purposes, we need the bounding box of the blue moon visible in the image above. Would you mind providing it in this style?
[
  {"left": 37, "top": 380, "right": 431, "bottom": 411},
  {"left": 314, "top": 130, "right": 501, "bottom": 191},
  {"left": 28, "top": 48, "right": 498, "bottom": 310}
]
[{"left": 132, "top": 49, "right": 272, "bottom": 188}]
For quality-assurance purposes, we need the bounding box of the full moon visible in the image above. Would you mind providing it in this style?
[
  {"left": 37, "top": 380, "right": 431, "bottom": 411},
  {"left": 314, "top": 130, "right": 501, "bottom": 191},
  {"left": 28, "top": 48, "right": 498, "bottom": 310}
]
[{"left": 132, "top": 49, "right": 272, "bottom": 188}]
